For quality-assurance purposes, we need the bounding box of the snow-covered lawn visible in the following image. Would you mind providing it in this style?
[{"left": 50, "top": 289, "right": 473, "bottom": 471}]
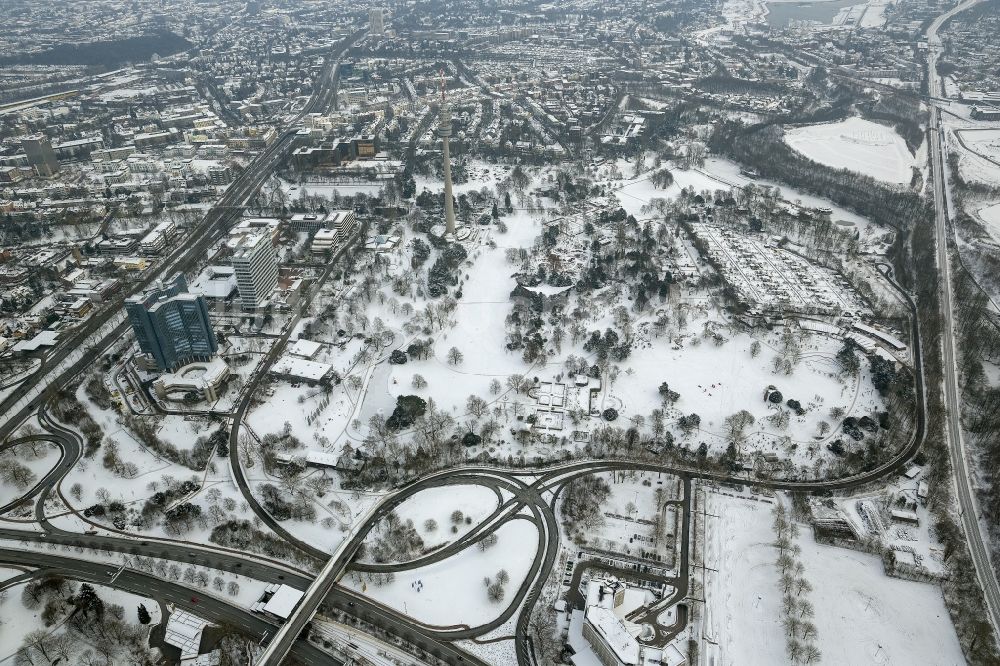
[
  {"left": 799, "top": 527, "right": 963, "bottom": 665},
  {"left": 389, "top": 484, "right": 500, "bottom": 552},
  {"left": 0, "top": 442, "right": 60, "bottom": 506},
  {"left": 59, "top": 378, "right": 282, "bottom": 546},
  {"left": 581, "top": 471, "right": 677, "bottom": 559},
  {"left": 977, "top": 201, "right": 1000, "bottom": 242},
  {"left": 784, "top": 117, "right": 917, "bottom": 184},
  {"left": 613, "top": 157, "right": 883, "bottom": 238},
  {"left": 245, "top": 476, "right": 381, "bottom": 555},
  {"left": 0, "top": 581, "right": 57, "bottom": 662},
  {"left": 373, "top": 213, "right": 543, "bottom": 416},
  {"left": 0, "top": 580, "right": 158, "bottom": 663},
  {"left": 415, "top": 161, "right": 512, "bottom": 197},
  {"left": 382, "top": 245, "right": 529, "bottom": 413},
  {"left": 156, "top": 415, "right": 221, "bottom": 452},
  {"left": 613, "top": 319, "right": 883, "bottom": 465},
  {"left": 703, "top": 491, "right": 786, "bottom": 666},
  {"left": 345, "top": 518, "right": 538, "bottom": 627},
  {"left": 246, "top": 379, "right": 354, "bottom": 446}
]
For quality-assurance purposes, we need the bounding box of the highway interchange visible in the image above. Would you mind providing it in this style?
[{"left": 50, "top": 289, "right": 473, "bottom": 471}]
[{"left": 2, "top": 2, "right": 1000, "bottom": 665}]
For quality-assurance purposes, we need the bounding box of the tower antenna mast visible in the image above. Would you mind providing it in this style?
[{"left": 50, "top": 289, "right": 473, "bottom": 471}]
[{"left": 437, "top": 67, "right": 456, "bottom": 236}]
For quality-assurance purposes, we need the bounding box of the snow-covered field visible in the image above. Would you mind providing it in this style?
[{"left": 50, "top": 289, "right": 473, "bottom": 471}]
[
  {"left": 858, "top": 0, "right": 895, "bottom": 27},
  {"left": 389, "top": 484, "right": 500, "bottom": 552},
  {"left": 799, "top": 526, "right": 963, "bottom": 665},
  {"left": 784, "top": 117, "right": 917, "bottom": 184},
  {"left": 612, "top": 156, "right": 883, "bottom": 238},
  {"left": 959, "top": 129, "right": 1000, "bottom": 164},
  {"left": 977, "top": 201, "right": 1000, "bottom": 242},
  {"left": 246, "top": 378, "right": 355, "bottom": 446},
  {"left": 345, "top": 518, "right": 538, "bottom": 628},
  {"left": 282, "top": 181, "right": 383, "bottom": 199},
  {"left": 952, "top": 140, "right": 1000, "bottom": 187},
  {"left": 614, "top": 317, "right": 883, "bottom": 467},
  {"left": 703, "top": 491, "right": 963, "bottom": 666},
  {"left": 703, "top": 490, "right": 786, "bottom": 665}
]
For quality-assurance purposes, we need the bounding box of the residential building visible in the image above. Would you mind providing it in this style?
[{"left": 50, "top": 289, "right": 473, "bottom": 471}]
[
  {"left": 139, "top": 220, "right": 177, "bottom": 255},
  {"left": 125, "top": 273, "right": 218, "bottom": 372},
  {"left": 310, "top": 210, "right": 358, "bottom": 255},
  {"left": 22, "top": 135, "right": 59, "bottom": 177},
  {"left": 370, "top": 8, "right": 385, "bottom": 35}
]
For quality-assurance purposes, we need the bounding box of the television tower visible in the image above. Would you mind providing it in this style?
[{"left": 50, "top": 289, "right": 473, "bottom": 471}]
[{"left": 438, "top": 69, "right": 457, "bottom": 236}]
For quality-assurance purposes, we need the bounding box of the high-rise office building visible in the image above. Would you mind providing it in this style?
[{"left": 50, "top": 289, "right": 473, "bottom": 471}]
[
  {"left": 231, "top": 231, "right": 279, "bottom": 311},
  {"left": 22, "top": 135, "right": 59, "bottom": 177},
  {"left": 126, "top": 273, "right": 217, "bottom": 372},
  {"left": 369, "top": 8, "right": 385, "bottom": 35}
]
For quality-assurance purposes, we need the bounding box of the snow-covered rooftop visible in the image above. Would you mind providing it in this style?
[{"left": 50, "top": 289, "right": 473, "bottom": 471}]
[
  {"left": 163, "top": 608, "right": 208, "bottom": 658},
  {"left": 585, "top": 606, "right": 640, "bottom": 665},
  {"left": 289, "top": 339, "right": 322, "bottom": 359},
  {"left": 263, "top": 584, "right": 304, "bottom": 619},
  {"left": 271, "top": 356, "right": 333, "bottom": 382}
]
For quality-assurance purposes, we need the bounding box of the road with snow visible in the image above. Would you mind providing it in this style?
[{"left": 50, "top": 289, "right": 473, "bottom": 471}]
[{"left": 925, "top": 0, "right": 1000, "bottom": 638}]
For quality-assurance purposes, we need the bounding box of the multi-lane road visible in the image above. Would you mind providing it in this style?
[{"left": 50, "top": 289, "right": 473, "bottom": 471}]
[
  {"left": 0, "top": 547, "right": 339, "bottom": 666},
  {"left": 925, "top": 0, "right": 1000, "bottom": 636}
]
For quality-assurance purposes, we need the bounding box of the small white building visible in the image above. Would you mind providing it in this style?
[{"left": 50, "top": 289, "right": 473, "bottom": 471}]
[
  {"left": 289, "top": 339, "right": 322, "bottom": 359},
  {"left": 270, "top": 355, "right": 334, "bottom": 384},
  {"left": 257, "top": 584, "right": 304, "bottom": 620},
  {"left": 163, "top": 608, "right": 209, "bottom": 662}
]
